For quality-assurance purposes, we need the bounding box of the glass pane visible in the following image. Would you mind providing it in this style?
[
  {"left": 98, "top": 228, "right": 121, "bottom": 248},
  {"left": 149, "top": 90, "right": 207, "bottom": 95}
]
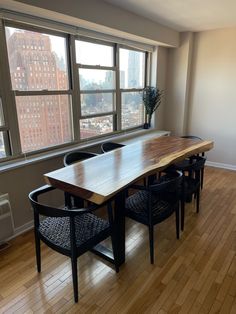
[
  {"left": 81, "top": 92, "right": 114, "bottom": 116},
  {"left": 119, "top": 48, "right": 145, "bottom": 89},
  {"left": 75, "top": 40, "right": 113, "bottom": 66},
  {"left": 0, "top": 131, "right": 7, "bottom": 158},
  {"left": 5, "top": 26, "right": 69, "bottom": 91},
  {"left": 15, "top": 95, "right": 73, "bottom": 153},
  {"left": 79, "top": 69, "right": 115, "bottom": 90},
  {"left": 0, "top": 97, "right": 4, "bottom": 126},
  {"left": 80, "top": 115, "right": 113, "bottom": 139},
  {"left": 121, "top": 92, "right": 144, "bottom": 129}
]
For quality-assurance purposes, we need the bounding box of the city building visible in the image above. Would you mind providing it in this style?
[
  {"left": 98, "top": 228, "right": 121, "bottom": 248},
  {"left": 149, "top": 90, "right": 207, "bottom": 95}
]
[{"left": 7, "top": 30, "right": 72, "bottom": 152}]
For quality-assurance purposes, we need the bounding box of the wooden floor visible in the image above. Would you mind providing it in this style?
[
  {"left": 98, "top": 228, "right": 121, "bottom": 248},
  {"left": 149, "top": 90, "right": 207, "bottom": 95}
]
[{"left": 0, "top": 166, "right": 236, "bottom": 313}]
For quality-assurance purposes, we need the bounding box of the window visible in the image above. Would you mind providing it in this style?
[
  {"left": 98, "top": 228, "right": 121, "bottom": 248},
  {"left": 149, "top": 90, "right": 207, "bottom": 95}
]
[
  {"left": 5, "top": 26, "right": 73, "bottom": 153},
  {"left": 0, "top": 19, "right": 150, "bottom": 161},
  {"left": 119, "top": 48, "right": 146, "bottom": 130},
  {"left": 76, "top": 39, "right": 116, "bottom": 139}
]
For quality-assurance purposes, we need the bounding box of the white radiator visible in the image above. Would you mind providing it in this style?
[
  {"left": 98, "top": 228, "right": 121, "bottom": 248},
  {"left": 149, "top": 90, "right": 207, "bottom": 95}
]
[{"left": 0, "top": 193, "right": 14, "bottom": 243}]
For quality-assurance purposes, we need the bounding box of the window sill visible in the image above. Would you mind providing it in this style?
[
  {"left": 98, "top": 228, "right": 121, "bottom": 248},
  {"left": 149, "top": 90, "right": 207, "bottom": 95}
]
[{"left": 0, "top": 128, "right": 170, "bottom": 173}]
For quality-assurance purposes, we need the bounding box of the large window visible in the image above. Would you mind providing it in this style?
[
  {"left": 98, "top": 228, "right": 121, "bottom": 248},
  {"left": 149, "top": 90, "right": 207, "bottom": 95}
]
[
  {"left": 5, "top": 26, "right": 72, "bottom": 153},
  {"left": 0, "top": 20, "right": 149, "bottom": 161},
  {"left": 76, "top": 40, "right": 116, "bottom": 139}
]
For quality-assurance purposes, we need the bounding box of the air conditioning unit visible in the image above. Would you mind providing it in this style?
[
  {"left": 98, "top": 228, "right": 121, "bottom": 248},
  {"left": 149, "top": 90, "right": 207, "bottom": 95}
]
[{"left": 0, "top": 193, "right": 14, "bottom": 243}]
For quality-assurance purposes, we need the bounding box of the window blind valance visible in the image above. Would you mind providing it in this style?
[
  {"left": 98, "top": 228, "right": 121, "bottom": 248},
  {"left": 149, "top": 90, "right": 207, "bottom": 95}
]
[{"left": 0, "top": 9, "right": 155, "bottom": 52}]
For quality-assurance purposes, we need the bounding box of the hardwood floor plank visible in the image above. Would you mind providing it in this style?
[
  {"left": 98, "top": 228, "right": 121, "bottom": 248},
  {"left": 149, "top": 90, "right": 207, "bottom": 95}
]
[
  {"left": 216, "top": 275, "right": 233, "bottom": 303},
  {"left": 219, "top": 295, "right": 234, "bottom": 314}
]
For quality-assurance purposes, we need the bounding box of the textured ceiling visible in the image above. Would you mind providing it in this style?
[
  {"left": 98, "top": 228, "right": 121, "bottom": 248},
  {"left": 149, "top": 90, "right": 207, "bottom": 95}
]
[{"left": 105, "top": 0, "right": 236, "bottom": 32}]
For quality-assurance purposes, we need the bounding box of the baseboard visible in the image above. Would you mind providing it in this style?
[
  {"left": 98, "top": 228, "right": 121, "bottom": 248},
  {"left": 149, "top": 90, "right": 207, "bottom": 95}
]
[
  {"left": 7, "top": 220, "right": 34, "bottom": 241},
  {"left": 206, "top": 161, "right": 236, "bottom": 171}
]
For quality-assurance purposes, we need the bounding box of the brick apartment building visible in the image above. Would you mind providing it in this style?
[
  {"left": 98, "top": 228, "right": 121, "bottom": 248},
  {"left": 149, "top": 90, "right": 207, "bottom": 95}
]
[{"left": 7, "top": 30, "right": 72, "bottom": 152}]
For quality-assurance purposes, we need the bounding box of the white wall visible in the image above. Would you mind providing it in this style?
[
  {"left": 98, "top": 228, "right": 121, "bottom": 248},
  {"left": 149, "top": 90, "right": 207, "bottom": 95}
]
[
  {"left": 165, "top": 28, "right": 236, "bottom": 168},
  {"left": 188, "top": 28, "right": 236, "bottom": 167},
  {"left": 0, "top": 157, "right": 64, "bottom": 230},
  {"left": 154, "top": 46, "right": 168, "bottom": 129},
  {"left": 164, "top": 32, "right": 194, "bottom": 135}
]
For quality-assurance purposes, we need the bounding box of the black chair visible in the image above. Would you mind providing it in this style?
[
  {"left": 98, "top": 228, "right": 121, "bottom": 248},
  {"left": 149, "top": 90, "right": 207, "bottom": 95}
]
[
  {"left": 181, "top": 135, "right": 202, "bottom": 141},
  {"left": 173, "top": 155, "right": 206, "bottom": 231},
  {"left": 125, "top": 170, "right": 182, "bottom": 264},
  {"left": 29, "top": 185, "right": 119, "bottom": 303},
  {"left": 101, "top": 142, "right": 125, "bottom": 153},
  {"left": 63, "top": 151, "right": 98, "bottom": 208},
  {"left": 181, "top": 135, "right": 205, "bottom": 189},
  {"left": 63, "top": 151, "right": 98, "bottom": 167}
]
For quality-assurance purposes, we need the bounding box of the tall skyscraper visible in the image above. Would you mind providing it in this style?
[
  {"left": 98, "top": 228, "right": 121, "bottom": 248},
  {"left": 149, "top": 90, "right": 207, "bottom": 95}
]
[{"left": 127, "top": 50, "right": 140, "bottom": 88}]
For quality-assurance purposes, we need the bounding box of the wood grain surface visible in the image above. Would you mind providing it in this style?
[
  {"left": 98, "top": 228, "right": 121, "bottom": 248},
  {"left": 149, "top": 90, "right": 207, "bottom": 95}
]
[{"left": 45, "top": 136, "right": 214, "bottom": 204}]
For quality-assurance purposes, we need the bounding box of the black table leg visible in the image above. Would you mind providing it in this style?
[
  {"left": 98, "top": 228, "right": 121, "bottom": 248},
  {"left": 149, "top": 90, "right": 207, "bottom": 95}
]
[
  {"left": 91, "top": 190, "right": 126, "bottom": 267},
  {"left": 113, "top": 190, "right": 126, "bottom": 266}
]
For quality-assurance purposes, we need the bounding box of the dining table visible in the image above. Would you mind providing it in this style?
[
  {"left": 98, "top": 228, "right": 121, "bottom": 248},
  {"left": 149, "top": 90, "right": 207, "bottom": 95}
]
[{"left": 44, "top": 135, "right": 214, "bottom": 266}]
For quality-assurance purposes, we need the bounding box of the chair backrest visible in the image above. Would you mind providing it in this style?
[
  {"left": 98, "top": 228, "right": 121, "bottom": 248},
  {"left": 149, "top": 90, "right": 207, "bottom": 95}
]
[
  {"left": 180, "top": 156, "right": 206, "bottom": 172},
  {"left": 149, "top": 171, "right": 182, "bottom": 195},
  {"left": 29, "top": 185, "right": 72, "bottom": 218},
  {"left": 181, "top": 135, "right": 202, "bottom": 140},
  {"left": 188, "top": 156, "right": 206, "bottom": 171},
  {"left": 29, "top": 185, "right": 93, "bottom": 218},
  {"left": 63, "top": 151, "right": 98, "bottom": 167},
  {"left": 101, "top": 142, "right": 125, "bottom": 153}
]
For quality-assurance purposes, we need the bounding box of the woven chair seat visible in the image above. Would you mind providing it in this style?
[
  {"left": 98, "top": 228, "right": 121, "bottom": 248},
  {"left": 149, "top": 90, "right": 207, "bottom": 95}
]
[
  {"left": 125, "top": 191, "right": 176, "bottom": 223},
  {"left": 39, "top": 213, "right": 109, "bottom": 250}
]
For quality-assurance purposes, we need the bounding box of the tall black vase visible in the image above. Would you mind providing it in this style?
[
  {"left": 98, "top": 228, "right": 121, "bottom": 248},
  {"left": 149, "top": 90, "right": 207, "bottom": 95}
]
[{"left": 143, "top": 114, "right": 152, "bottom": 129}]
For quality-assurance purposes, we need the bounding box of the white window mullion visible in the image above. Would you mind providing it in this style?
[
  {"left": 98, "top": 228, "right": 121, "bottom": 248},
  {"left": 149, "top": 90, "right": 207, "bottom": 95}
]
[
  {"left": 116, "top": 44, "right": 121, "bottom": 131},
  {"left": 68, "top": 35, "right": 81, "bottom": 142}
]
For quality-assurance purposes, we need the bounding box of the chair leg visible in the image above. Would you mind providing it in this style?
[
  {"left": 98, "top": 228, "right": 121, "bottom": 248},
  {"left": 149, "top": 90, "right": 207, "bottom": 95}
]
[
  {"left": 34, "top": 230, "right": 41, "bottom": 273},
  {"left": 201, "top": 168, "right": 204, "bottom": 190},
  {"left": 175, "top": 205, "right": 180, "bottom": 239},
  {"left": 148, "top": 225, "right": 154, "bottom": 264},
  {"left": 74, "top": 197, "right": 84, "bottom": 208},
  {"left": 64, "top": 192, "right": 72, "bottom": 208},
  {"left": 71, "top": 256, "right": 78, "bottom": 303},
  {"left": 196, "top": 188, "right": 200, "bottom": 213},
  {"left": 148, "top": 174, "right": 157, "bottom": 185},
  {"left": 181, "top": 199, "right": 185, "bottom": 231}
]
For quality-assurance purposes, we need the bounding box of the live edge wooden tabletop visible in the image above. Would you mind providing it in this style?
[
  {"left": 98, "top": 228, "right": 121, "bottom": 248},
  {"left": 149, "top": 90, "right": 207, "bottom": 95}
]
[{"left": 44, "top": 136, "right": 214, "bottom": 205}]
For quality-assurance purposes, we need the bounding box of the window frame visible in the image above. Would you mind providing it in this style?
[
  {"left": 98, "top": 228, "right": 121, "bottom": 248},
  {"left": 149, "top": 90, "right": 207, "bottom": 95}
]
[
  {"left": 0, "top": 96, "right": 12, "bottom": 159},
  {"left": 4, "top": 21, "right": 74, "bottom": 155},
  {"left": 74, "top": 36, "right": 117, "bottom": 140},
  {"left": 118, "top": 45, "right": 148, "bottom": 131}
]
